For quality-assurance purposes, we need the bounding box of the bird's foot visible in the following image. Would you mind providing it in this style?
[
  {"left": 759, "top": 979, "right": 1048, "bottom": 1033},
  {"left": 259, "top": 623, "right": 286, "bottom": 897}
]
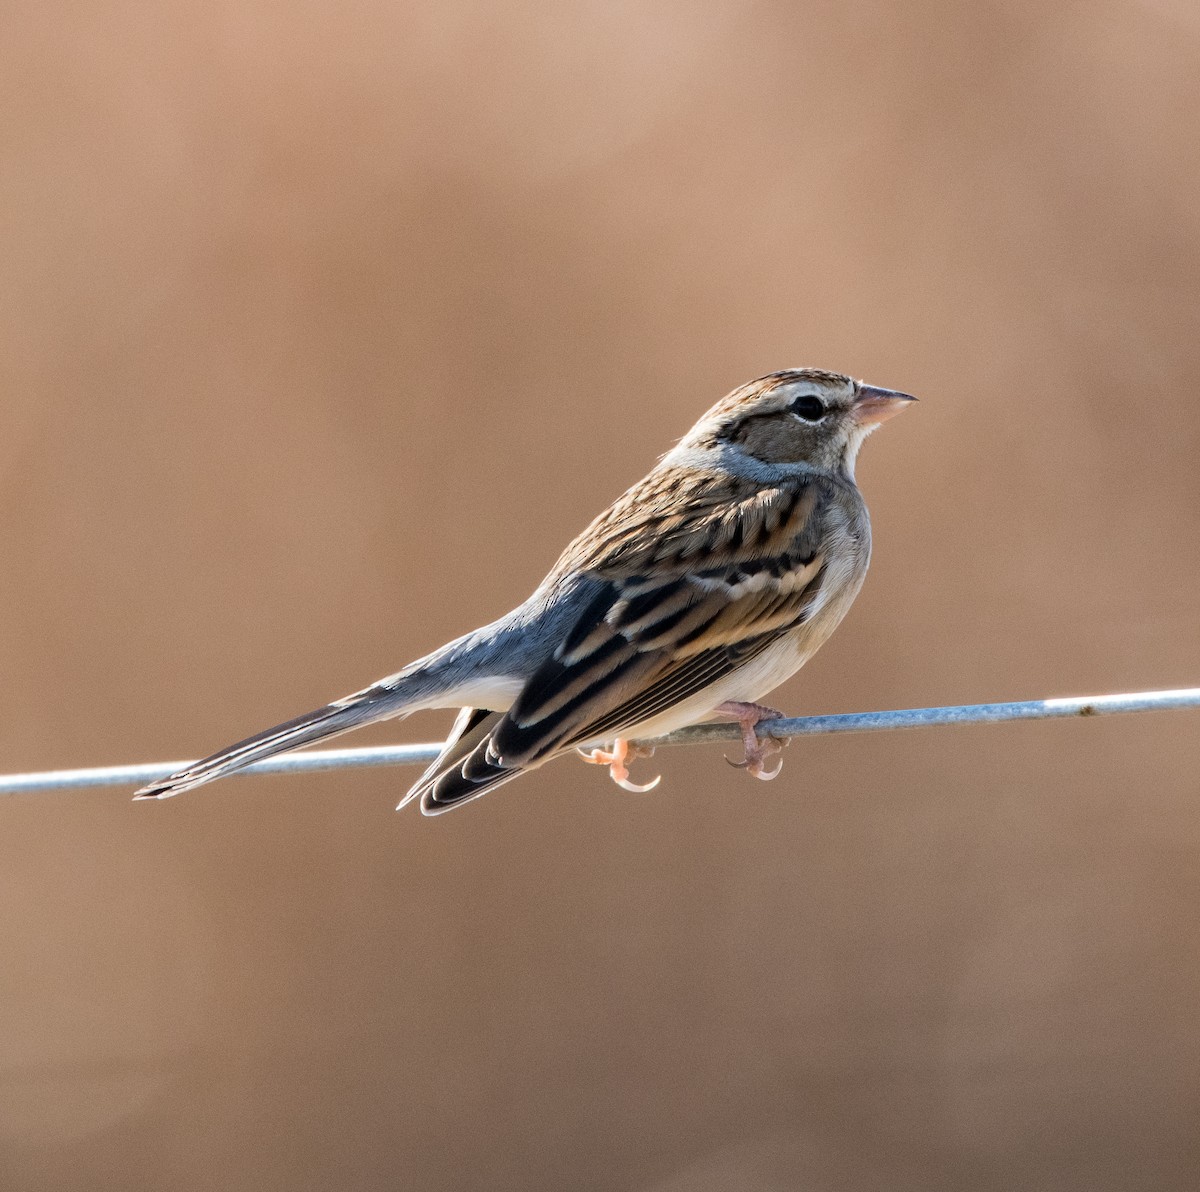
[
  {"left": 577, "top": 738, "right": 661, "bottom": 793},
  {"left": 717, "top": 701, "right": 786, "bottom": 781}
]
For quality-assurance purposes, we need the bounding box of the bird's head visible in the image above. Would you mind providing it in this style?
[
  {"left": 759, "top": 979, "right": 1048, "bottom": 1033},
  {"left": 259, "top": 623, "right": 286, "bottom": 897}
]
[{"left": 681, "top": 369, "right": 916, "bottom": 478}]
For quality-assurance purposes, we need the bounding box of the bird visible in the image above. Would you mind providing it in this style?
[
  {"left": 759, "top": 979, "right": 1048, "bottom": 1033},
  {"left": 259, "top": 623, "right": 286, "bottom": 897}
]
[{"left": 135, "top": 368, "right": 915, "bottom": 814}]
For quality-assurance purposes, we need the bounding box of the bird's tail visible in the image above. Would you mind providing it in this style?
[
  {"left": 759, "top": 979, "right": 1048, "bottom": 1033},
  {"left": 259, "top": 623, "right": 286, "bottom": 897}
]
[{"left": 133, "top": 682, "right": 414, "bottom": 800}]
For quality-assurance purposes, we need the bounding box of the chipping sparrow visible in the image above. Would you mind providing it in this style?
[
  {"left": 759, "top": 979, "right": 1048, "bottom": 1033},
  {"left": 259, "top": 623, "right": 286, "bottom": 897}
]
[{"left": 136, "top": 369, "right": 915, "bottom": 814}]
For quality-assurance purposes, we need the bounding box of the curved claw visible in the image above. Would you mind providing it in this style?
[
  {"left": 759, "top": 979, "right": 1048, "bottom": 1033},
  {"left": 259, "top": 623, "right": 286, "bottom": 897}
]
[
  {"left": 717, "top": 700, "right": 787, "bottom": 783},
  {"left": 751, "top": 753, "right": 784, "bottom": 781},
  {"left": 577, "top": 739, "right": 661, "bottom": 794},
  {"left": 613, "top": 771, "right": 662, "bottom": 793},
  {"left": 724, "top": 748, "right": 784, "bottom": 780}
]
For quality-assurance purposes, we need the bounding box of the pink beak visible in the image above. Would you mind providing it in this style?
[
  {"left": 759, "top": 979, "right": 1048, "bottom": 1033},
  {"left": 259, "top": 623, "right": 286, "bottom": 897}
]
[{"left": 853, "top": 384, "right": 918, "bottom": 428}]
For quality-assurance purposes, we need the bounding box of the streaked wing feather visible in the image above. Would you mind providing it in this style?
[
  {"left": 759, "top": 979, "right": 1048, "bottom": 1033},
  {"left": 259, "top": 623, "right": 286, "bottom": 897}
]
[
  {"left": 486, "top": 475, "right": 830, "bottom": 768},
  {"left": 575, "top": 627, "right": 783, "bottom": 743},
  {"left": 423, "top": 470, "right": 838, "bottom": 810}
]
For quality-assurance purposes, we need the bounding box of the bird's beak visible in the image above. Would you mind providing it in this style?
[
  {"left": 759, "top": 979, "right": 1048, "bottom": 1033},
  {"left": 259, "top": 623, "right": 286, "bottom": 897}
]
[{"left": 852, "top": 384, "right": 918, "bottom": 428}]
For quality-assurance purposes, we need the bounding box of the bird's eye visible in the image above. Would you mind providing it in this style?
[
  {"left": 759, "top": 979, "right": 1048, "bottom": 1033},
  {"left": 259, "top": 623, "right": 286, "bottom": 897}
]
[{"left": 790, "top": 395, "right": 826, "bottom": 422}]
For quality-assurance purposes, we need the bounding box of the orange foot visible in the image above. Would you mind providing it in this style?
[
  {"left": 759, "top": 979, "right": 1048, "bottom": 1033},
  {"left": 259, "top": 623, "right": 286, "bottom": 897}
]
[
  {"left": 577, "top": 738, "right": 661, "bottom": 793},
  {"left": 717, "top": 701, "right": 786, "bottom": 781}
]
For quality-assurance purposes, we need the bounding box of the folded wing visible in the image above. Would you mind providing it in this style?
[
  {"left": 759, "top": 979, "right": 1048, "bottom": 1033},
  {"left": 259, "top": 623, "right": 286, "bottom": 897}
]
[{"left": 416, "top": 470, "right": 834, "bottom": 813}]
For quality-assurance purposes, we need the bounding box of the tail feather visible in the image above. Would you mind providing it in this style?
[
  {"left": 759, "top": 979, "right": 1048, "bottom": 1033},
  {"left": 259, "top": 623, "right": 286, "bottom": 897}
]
[
  {"left": 396, "top": 706, "right": 531, "bottom": 815},
  {"left": 133, "top": 687, "right": 409, "bottom": 800},
  {"left": 420, "top": 741, "right": 529, "bottom": 814},
  {"left": 397, "top": 706, "right": 497, "bottom": 811}
]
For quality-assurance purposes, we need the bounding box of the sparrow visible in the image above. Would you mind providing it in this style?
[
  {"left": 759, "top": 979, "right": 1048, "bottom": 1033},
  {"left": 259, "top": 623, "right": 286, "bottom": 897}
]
[{"left": 135, "top": 369, "right": 915, "bottom": 814}]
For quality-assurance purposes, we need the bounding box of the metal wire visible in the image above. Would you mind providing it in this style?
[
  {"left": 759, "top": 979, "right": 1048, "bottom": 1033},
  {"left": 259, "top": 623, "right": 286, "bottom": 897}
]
[{"left": 1, "top": 687, "right": 1197, "bottom": 797}]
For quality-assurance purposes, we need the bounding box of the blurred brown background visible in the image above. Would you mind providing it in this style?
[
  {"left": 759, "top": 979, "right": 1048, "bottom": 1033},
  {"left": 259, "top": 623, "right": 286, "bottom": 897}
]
[{"left": 2, "top": 1, "right": 1199, "bottom": 1188}]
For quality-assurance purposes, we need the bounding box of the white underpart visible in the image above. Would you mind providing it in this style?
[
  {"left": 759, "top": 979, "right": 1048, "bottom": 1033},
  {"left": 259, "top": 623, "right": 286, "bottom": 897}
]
[
  {"left": 840, "top": 420, "right": 877, "bottom": 481},
  {"left": 435, "top": 673, "right": 526, "bottom": 710},
  {"left": 360, "top": 670, "right": 526, "bottom": 714}
]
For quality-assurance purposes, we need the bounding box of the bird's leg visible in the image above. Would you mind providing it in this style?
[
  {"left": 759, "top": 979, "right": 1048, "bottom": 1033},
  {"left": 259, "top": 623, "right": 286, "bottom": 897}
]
[
  {"left": 717, "top": 701, "right": 786, "bottom": 781},
  {"left": 577, "top": 738, "right": 661, "bottom": 793}
]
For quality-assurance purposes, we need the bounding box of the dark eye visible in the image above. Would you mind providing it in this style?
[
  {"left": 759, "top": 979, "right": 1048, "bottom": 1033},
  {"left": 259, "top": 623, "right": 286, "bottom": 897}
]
[{"left": 790, "top": 395, "right": 826, "bottom": 421}]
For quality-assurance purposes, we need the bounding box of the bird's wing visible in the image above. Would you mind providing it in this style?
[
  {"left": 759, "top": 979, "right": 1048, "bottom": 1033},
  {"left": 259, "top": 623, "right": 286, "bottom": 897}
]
[{"left": 420, "top": 469, "right": 840, "bottom": 812}]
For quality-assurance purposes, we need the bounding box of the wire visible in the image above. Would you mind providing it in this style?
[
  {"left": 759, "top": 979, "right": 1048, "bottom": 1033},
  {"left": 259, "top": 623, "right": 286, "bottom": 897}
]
[{"left": 1, "top": 687, "right": 1197, "bottom": 797}]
